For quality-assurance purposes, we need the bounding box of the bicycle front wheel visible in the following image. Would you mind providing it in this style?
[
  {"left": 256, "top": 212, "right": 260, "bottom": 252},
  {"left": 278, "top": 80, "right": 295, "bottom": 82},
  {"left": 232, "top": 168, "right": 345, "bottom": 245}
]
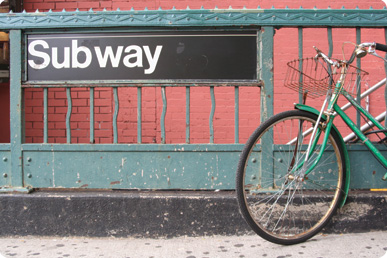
[{"left": 236, "top": 110, "right": 345, "bottom": 245}]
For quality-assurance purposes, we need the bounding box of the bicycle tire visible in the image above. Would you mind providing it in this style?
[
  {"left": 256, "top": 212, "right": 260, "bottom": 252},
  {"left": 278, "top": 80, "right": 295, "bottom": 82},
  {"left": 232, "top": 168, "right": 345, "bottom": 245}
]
[{"left": 236, "top": 110, "right": 345, "bottom": 245}]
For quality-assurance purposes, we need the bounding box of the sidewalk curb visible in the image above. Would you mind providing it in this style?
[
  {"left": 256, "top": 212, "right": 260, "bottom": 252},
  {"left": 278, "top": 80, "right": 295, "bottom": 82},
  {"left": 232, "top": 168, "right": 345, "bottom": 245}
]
[{"left": 0, "top": 190, "right": 385, "bottom": 237}]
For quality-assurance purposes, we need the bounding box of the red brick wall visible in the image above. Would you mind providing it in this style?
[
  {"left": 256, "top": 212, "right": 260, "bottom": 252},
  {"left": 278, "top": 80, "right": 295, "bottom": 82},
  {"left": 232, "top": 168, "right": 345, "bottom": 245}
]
[
  {"left": 20, "top": 0, "right": 387, "bottom": 144},
  {"left": 0, "top": 83, "right": 10, "bottom": 143}
]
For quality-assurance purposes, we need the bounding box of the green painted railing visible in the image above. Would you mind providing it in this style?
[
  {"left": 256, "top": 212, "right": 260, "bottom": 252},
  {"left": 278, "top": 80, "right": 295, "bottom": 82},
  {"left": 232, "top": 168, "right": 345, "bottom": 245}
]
[
  {"left": 1, "top": 7, "right": 387, "bottom": 192},
  {"left": 24, "top": 83, "right": 259, "bottom": 145}
]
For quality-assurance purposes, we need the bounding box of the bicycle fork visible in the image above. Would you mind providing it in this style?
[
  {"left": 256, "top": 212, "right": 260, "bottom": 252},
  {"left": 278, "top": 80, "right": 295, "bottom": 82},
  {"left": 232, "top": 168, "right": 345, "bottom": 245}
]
[{"left": 290, "top": 92, "right": 335, "bottom": 181}]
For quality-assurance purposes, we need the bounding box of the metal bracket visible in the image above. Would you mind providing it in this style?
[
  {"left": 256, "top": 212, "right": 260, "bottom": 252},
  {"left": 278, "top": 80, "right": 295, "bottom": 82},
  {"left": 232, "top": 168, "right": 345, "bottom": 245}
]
[{"left": 0, "top": 186, "right": 33, "bottom": 194}]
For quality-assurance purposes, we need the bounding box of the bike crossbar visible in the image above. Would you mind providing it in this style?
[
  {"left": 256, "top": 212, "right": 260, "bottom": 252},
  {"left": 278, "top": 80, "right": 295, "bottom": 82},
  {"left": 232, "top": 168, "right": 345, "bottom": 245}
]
[
  {"left": 343, "top": 111, "right": 387, "bottom": 143},
  {"left": 287, "top": 78, "right": 387, "bottom": 145}
]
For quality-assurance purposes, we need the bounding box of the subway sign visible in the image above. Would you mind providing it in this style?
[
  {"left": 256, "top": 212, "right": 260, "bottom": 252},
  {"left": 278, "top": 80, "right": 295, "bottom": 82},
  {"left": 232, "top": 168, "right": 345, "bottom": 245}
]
[{"left": 26, "top": 31, "right": 257, "bottom": 82}]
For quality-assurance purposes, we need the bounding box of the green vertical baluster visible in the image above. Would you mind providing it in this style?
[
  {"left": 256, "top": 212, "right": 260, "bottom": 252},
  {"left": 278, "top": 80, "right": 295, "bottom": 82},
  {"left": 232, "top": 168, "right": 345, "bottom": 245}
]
[
  {"left": 43, "top": 87, "right": 48, "bottom": 143},
  {"left": 209, "top": 86, "right": 215, "bottom": 143},
  {"left": 186, "top": 86, "right": 190, "bottom": 144},
  {"left": 327, "top": 27, "right": 333, "bottom": 58},
  {"left": 356, "top": 27, "right": 361, "bottom": 128},
  {"left": 234, "top": 86, "right": 239, "bottom": 144},
  {"left": 90, "top": 87, "right": 94, "bottom": 144},
  {"left": 161, "top": 87, "right": 167, "bottom": 144},
  {"left": 113, "top": 87, "right": 119, "bottom": 144},
  {"left": 385, "top": 28, "right": 387, "bottom": 128},
  {"left": 66, "top": 88, "right": 72, "bottom": 144},
  {"left": 298, "top": 27, "right": 303, "bottom": 104},
  {"left": 137, "top": 87, "right": 142, "bottom": 144}
]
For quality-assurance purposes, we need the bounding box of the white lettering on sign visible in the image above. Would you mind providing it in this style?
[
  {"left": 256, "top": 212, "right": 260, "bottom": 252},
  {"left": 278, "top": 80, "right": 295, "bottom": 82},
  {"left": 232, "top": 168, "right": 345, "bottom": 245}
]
[
  {"left": 123, "top": 45, "right": 143, "bottom": 69},
  {"left": 52, "top": 46, "right": 70, "bottom": 69},
  {"left": 143, "top": 45, "right": 163, "bottom": 74},
  {"left": 72, "top": 40, "right": 92, "bottom": 69},
  {"left": 95, "top": 46, "right": 123, "bottom": 68},
  {"left": 28, "top": 40, "right": 50, "bottom": 70},
  {"left": 28, "top": 39, "right": 163, "bottom": 74}
]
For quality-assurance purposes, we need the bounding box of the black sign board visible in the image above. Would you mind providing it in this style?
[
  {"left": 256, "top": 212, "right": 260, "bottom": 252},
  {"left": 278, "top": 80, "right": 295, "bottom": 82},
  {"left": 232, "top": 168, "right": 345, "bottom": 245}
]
[{"left": 26, "top": 31, "right": 257, "bottom": 82}]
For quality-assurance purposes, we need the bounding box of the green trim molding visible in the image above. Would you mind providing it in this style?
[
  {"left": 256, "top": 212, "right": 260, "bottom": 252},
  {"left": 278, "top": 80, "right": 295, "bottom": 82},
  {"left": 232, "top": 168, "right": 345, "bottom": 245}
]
[{"left": 0, "top": 7, "right": 386, "bottom": 30}]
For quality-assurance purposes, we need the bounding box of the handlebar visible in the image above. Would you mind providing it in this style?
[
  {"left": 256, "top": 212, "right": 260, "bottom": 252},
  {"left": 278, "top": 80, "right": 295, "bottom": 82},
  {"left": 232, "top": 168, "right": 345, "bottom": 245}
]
[
  {"left": 313, "top": 42, "right": 387, "bottom": 67},
  {"left": 375, "top": 43, "right": 387, "bottom": 52}
]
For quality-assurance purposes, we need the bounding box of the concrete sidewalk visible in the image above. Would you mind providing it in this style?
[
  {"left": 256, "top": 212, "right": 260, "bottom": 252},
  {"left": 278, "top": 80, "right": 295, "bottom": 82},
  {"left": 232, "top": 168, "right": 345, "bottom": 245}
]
[{"left": 0, "top": 231, "right": 386, "bottom": 258}]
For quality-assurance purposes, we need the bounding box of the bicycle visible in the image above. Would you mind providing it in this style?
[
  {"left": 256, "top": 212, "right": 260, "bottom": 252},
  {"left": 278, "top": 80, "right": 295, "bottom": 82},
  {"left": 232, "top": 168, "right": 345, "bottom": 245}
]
[{"left": 236, "top": 41, "right": 387, "bottom": 245}]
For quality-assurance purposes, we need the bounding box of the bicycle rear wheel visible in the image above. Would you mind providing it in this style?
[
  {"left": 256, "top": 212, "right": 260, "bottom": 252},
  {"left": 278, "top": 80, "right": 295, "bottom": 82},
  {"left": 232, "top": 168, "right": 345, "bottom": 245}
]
[{"left": 236, "top": 110, "right": 345, "bottom": 245}]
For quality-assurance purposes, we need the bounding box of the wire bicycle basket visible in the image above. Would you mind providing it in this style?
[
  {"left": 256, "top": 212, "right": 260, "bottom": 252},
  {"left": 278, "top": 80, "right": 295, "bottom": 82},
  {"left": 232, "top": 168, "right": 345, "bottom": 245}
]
[{"left": 284, "top": 57, "right": 369, "bottom": 99}]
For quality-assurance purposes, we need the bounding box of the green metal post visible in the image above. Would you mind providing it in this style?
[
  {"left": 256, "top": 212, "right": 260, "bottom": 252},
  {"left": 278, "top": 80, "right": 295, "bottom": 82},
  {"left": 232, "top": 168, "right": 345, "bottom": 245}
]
[
  {"left": 6, "top": 30, "right": 30, "bottom": 192},
  {"left": 260, "top": 26, "right": 274, "bottom": 122},
  {"left": 259, "top": 26, "right": 275, "bottom": 188}
]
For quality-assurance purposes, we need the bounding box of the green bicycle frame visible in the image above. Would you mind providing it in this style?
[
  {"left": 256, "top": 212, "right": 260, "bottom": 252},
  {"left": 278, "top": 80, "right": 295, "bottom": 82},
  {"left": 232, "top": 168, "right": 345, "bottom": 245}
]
[
  {"left": 335, "top": 92, "right": 387, "bottom": 170},
  {"left": 299, "top": 82, "right": 387, "bottom": 181},
  {"left": 289, "top": 54, "right": 387, "bottom": 207}
]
